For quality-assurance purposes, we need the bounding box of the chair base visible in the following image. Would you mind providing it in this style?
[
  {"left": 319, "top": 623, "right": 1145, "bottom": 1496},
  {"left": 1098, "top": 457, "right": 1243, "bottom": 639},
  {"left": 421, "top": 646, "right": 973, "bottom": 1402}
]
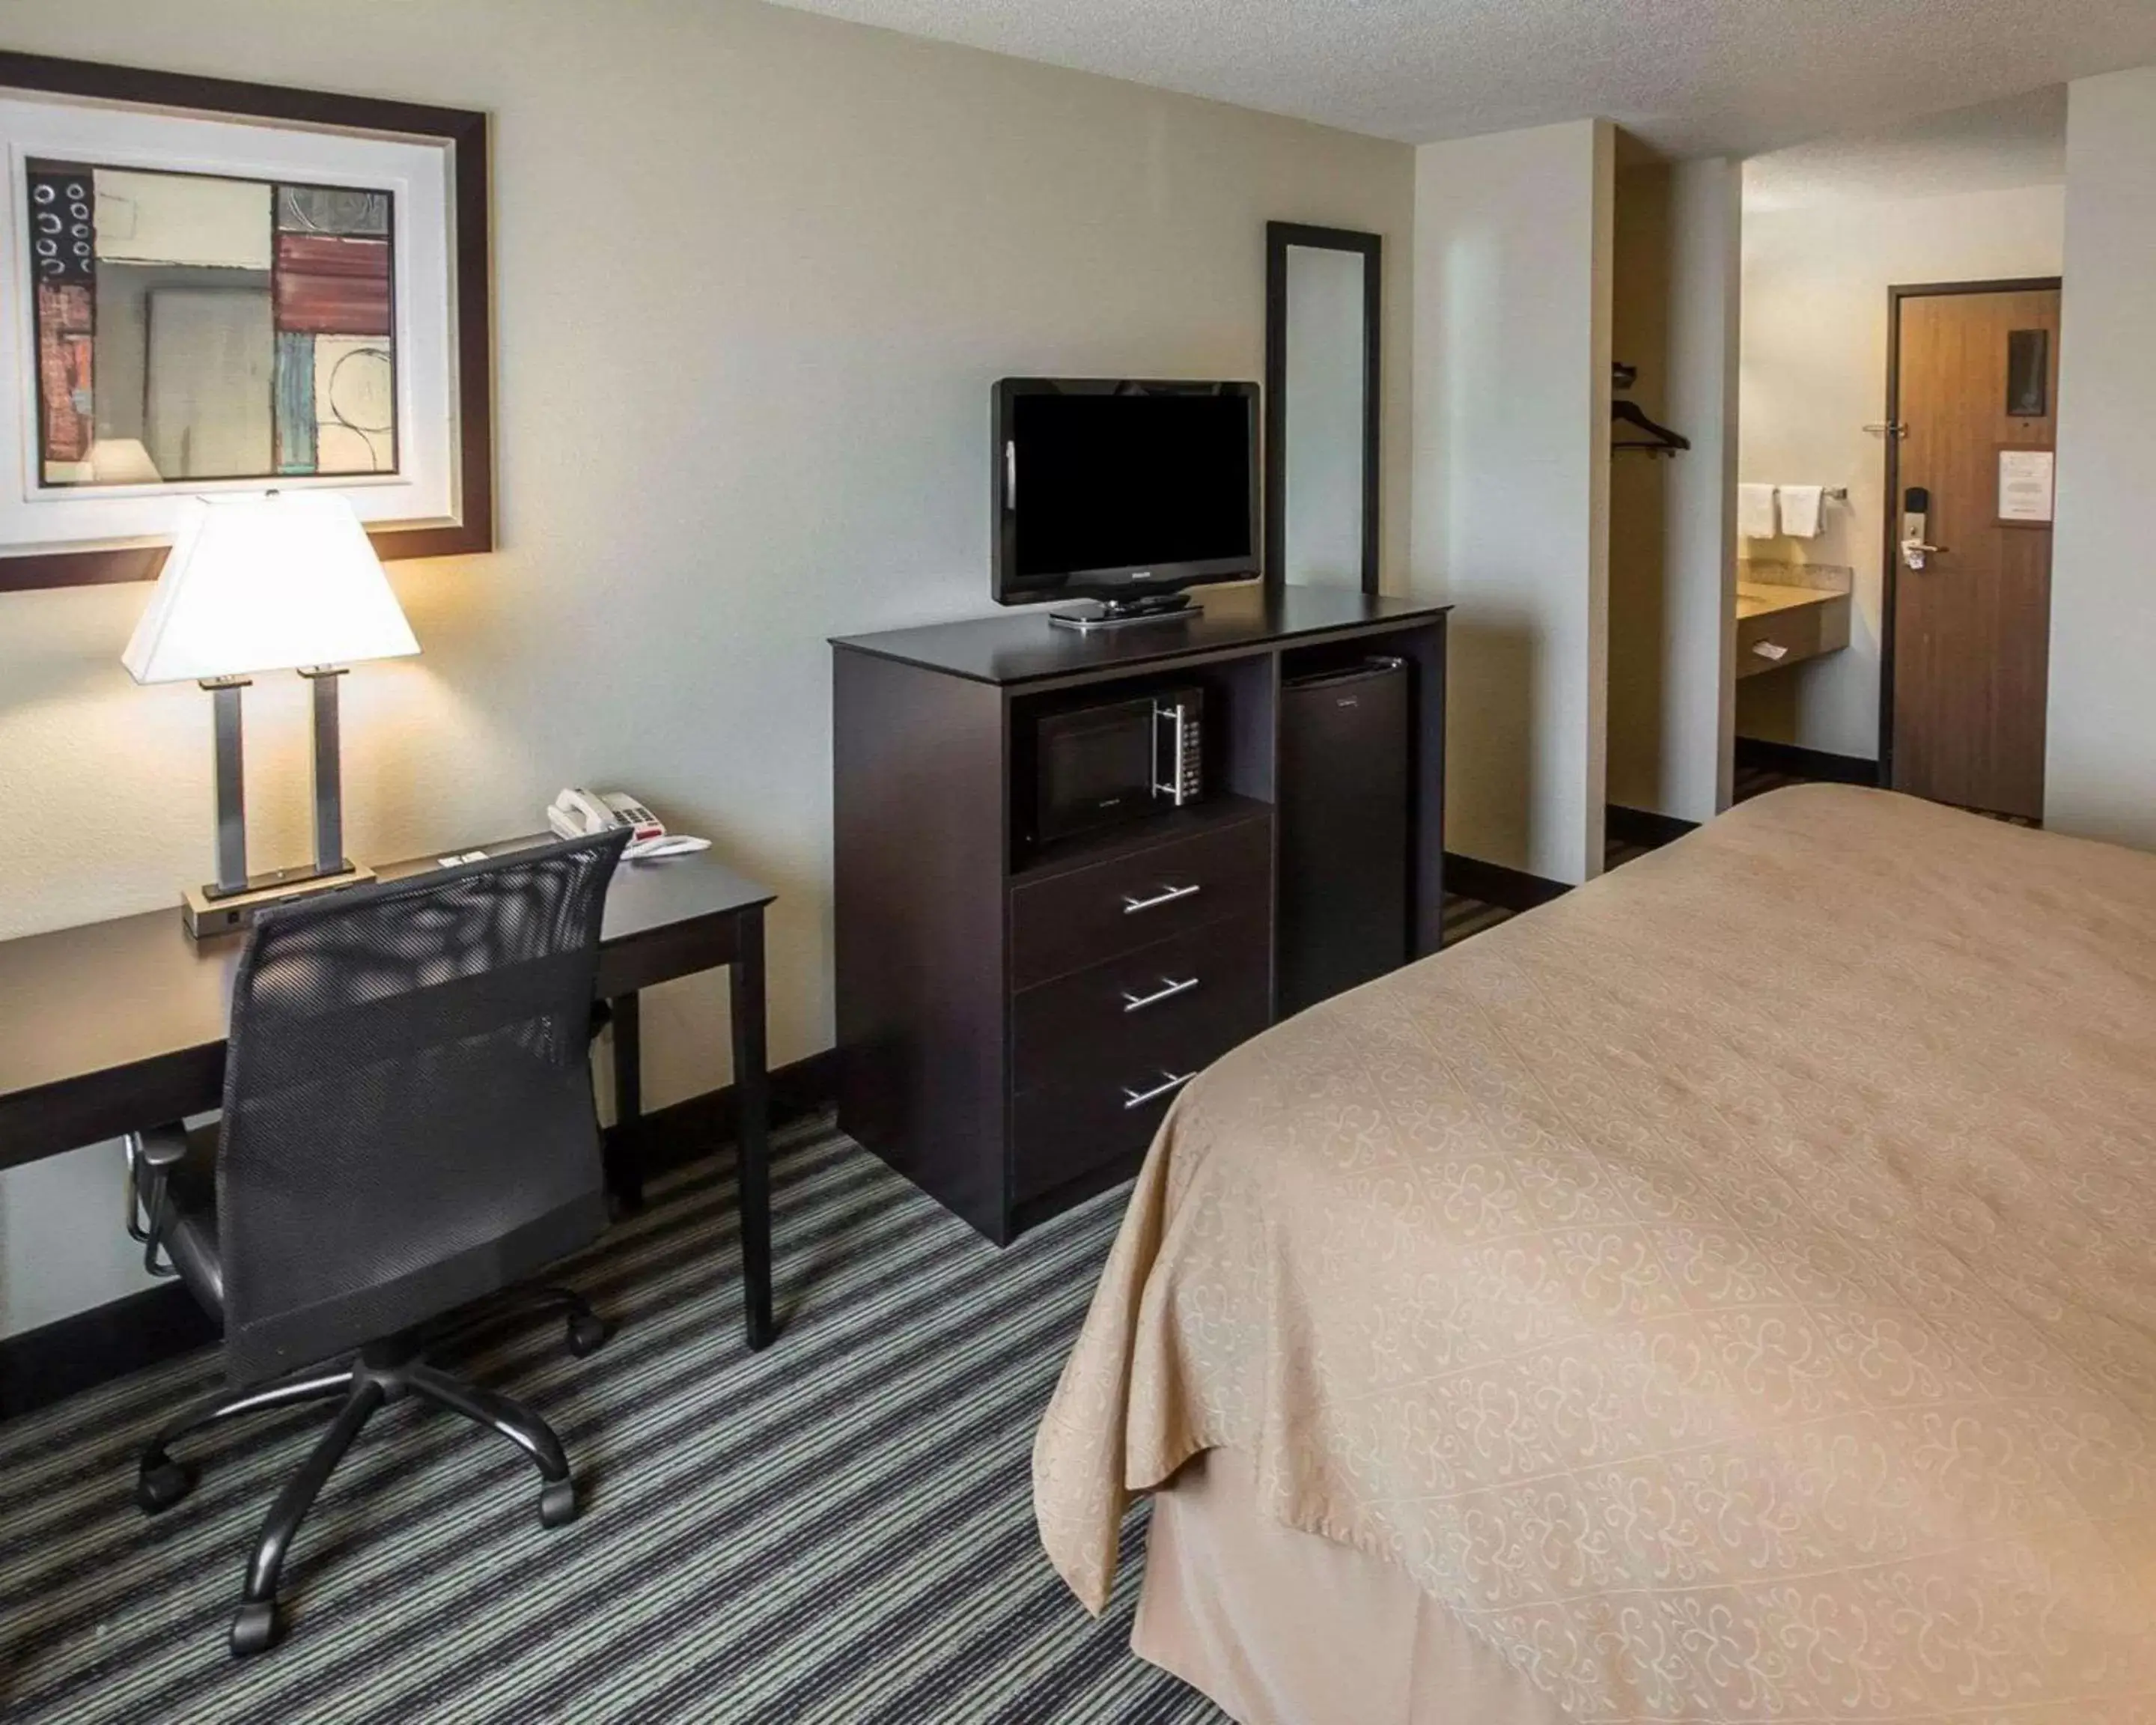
[{"left": 136, "top": 1285, "right": 606, "bottom": 1658}]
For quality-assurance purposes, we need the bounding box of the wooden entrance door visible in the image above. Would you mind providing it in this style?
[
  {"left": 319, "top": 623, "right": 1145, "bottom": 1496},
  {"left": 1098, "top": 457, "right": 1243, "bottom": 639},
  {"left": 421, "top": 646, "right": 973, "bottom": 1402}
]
[{"left": 1886, "top": 282, "right": 2060, "bottom": 820}]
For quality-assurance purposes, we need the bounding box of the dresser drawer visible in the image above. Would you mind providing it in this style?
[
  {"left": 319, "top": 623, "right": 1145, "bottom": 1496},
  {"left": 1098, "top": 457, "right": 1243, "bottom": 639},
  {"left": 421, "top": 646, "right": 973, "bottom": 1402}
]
[
  {"left": 1010, "top": 814, "right": 1271, "bottom": 990},
  {"left": 1011, "top": 919, "right": 1270, "bottom": 1203},
  {"left": 1013, "top": 913, "right": 1269, "bottom": 1092}
]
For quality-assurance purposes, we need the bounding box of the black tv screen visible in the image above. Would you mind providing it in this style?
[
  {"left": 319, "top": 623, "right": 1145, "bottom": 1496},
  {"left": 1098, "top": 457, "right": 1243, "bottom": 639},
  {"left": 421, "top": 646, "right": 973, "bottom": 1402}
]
[{"left": 993, "top": 380, "right": 1257, "bottom": 603}]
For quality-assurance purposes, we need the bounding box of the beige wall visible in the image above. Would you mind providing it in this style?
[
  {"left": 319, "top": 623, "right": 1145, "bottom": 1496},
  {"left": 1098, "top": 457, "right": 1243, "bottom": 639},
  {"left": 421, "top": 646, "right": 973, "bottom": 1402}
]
[
  {"left": 1736, "top": 181, "right": 2065, "bottom": 758},
  {"left": 0, "top": 0, "right": 1414, "bottom": 1333},
  {"left": 1660, "top": 158, "right": 1742, "bottom": 821},
  {"left": 1604, "top": 156, "right": 1741, "bottom": 827},
  {"left": 1607, "top": 164, "right": 1673, "bottom": 817},
  {"left": 1410, "top": 118, "right": 1613, "bottom": 884},
  {"left": 2048, "top": 64, "right": 2156, "bottom": 847}
]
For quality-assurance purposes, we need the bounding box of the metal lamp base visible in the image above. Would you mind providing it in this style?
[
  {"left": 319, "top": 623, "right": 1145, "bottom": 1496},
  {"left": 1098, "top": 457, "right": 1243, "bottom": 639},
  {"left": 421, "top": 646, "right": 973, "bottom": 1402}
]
[
  {"left": 185, "top": 666, "right": 370, "bottom": 940},
  {"left": 185, "top": 862, "right": 375, "bottom": 939}
]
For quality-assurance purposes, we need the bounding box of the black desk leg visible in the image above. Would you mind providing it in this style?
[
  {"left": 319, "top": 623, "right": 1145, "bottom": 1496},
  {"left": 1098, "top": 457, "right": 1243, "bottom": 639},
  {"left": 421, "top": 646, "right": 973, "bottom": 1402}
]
[
  {"left": 731, "top": 907, "right": 775, "bottom": 1351},
  {"left": 607, "top": 992, "right": 645, "bottom": 1211}
]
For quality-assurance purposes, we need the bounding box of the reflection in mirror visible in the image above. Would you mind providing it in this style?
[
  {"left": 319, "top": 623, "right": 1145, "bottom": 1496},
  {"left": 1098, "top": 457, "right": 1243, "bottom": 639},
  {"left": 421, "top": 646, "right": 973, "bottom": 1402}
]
[
  {"left": 1283, "top": 246, "right": 1368, "bottom": 588},
  {"left": 1264, "top": 222, "right": 1379, "bottom": 594},
  {"left": 28, "top": 162, "right": 398, "bottom": 487}
]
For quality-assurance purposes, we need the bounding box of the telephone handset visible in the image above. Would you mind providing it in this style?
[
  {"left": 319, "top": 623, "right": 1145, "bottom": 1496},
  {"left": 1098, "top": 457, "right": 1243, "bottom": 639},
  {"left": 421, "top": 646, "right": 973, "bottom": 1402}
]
[{"left": 546, "top": 788, "right": 710, "bottom": 860}]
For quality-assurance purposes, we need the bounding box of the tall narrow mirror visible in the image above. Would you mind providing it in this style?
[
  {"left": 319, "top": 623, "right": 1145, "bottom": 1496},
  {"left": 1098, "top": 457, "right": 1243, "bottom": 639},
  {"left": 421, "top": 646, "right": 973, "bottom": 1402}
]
[{"left": 1265, "top": 222, "right": 1380, "bottom": 592}]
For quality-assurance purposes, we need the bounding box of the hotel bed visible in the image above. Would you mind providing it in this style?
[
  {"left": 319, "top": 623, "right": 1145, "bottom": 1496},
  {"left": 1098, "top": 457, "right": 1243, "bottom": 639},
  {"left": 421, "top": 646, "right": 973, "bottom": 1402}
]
[{"left": 1034, "top": 785, "right": 2156, "bottom": 1724}]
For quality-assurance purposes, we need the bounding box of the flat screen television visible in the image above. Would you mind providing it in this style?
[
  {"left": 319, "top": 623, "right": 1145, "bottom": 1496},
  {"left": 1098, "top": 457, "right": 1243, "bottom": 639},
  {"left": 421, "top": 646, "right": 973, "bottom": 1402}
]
[{"left": 992, "top": 378, "right": 1258, "bottom": 627}]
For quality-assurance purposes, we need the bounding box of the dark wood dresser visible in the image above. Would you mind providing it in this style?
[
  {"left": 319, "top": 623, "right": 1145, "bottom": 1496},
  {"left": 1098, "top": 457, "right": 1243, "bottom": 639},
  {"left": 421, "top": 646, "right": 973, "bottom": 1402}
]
[{"left": 831, "top": 584, "right": 1450, "bottom": 1244}]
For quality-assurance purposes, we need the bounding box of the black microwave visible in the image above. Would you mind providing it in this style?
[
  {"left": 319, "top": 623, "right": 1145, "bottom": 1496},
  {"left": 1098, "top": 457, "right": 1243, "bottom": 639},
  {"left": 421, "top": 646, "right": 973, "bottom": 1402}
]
[{"left": 1030, "top": 687, "right": 1205, "bottom": 844}]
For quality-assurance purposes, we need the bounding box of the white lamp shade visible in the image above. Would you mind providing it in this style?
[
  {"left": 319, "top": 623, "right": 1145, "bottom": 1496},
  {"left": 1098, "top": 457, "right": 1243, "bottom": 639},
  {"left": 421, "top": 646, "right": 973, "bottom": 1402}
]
[{"left": 122, "top": 493, "right": 420, "bottom": 684}]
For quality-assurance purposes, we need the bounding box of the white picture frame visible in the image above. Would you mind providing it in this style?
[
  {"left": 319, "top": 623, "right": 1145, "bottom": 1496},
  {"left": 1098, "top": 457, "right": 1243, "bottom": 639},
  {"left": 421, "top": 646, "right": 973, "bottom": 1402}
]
[{"left": 0, "top": 54, "right": 491, "bottom": 591}]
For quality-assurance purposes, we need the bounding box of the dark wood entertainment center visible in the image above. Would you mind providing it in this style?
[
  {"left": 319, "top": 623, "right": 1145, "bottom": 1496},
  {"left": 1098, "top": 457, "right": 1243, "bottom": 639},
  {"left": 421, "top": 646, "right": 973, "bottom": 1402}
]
[{"left": 830, "top": 583, "right": 1450, "bottom": 1244}]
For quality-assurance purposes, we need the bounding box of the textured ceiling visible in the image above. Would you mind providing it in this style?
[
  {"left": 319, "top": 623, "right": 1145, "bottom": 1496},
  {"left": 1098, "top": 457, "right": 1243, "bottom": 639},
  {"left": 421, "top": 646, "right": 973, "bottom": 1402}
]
[
  {"left": 1745, "top": 87, "right": 2067, "bottom": 210},
  {"left": 763, "top": 0, "right": 2156, "bottom": 157}
]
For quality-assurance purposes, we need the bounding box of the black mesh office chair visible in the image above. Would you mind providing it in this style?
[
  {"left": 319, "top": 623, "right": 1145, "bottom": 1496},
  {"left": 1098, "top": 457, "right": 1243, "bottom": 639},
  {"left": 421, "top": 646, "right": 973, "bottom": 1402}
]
[{"left": 124, "top": 829, "right": 631, "bottom": 1657}]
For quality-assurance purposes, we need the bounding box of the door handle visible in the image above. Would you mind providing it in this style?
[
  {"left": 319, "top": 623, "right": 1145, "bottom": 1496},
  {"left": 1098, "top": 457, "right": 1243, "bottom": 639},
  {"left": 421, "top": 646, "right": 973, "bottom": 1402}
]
[
  {"left": 1122, "top": 882, "right": 1201, "bottom": 913},
  {"left": 1900, "top": 487, "right": 1940, "bottom": 570},
  {"left": 1123, "top": 1069, "right": 1196, "bottom": 1110},
  {"left": 1121, "top": 975, "right": 1199, "bottom": 1012}
]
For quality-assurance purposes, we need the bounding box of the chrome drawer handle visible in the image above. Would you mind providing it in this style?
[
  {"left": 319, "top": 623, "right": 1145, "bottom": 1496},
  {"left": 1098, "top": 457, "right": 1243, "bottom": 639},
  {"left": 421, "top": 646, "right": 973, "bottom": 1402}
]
[
  {"left": 1122, "top": 975, "right": 1199, "bottom": 1013},
  {"left": 1123, "top": 1069, "right": 1196, "bottom": 1110},
  {"left": 1123, "top": 882, "right": 1201, "bottom": 914}
]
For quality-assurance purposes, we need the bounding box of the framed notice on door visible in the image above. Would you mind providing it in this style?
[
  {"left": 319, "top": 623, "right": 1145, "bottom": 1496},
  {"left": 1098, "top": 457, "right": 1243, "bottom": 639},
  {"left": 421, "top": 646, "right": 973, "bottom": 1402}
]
[{"left": 1997, "top": 445, "right": 2055, "bottom": 526}]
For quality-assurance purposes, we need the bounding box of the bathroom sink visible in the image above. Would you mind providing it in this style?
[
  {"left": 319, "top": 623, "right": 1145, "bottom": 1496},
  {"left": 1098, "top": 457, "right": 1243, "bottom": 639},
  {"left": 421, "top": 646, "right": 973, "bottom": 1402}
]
[{"left": 1735, "top": 582, "right": 1850, "bottom": 677}]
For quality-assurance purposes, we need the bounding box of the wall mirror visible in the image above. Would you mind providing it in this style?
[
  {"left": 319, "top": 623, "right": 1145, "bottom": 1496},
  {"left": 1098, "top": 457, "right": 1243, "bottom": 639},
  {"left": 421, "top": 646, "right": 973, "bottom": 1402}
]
[{"left": 1264, "top": 222, "right": 1380, "bottom": 593}]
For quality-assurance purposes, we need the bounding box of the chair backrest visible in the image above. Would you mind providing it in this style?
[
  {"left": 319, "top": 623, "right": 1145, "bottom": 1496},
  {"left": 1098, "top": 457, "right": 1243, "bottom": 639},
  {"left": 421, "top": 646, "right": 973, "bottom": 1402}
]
[{"left": 216, "top": 830, "right": 630, "bottom": 1384}]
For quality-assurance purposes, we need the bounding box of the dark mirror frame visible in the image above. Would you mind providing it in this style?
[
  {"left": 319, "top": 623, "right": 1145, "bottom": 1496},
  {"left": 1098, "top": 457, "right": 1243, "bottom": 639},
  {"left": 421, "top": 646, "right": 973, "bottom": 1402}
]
[
  {"left": 1264, "top": 221, "right": 1381, "bottom": 595},
  {"left": 0, "top": 51, "right": 493, "bottom": 592}
]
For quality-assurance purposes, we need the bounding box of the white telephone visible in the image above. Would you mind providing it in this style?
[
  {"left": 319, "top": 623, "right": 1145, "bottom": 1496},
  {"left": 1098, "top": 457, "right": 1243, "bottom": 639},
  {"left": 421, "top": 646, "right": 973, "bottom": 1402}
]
[{"left": 546, "top": 788, "right": 710, "bottom": 860}]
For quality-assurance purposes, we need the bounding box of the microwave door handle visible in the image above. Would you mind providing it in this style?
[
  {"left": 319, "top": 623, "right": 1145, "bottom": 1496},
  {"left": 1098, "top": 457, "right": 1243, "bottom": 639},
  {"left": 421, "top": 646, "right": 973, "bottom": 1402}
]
[
  {"left": 1153, "top": 702, "right": 1190, "bottom": 805},
  {"left": 1004, "top": 440, "right": 1017, "bottom": 509}
]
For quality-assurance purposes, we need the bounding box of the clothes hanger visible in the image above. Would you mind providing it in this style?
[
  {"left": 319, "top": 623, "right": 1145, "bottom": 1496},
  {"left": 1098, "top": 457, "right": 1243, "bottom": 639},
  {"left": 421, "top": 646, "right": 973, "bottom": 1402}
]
[
  {"left": 1610, "top": 397, "right": 1691, "bottom": 454},
  {"left": 1610, "top": 359, "right": 1690, "bottom": 454}
]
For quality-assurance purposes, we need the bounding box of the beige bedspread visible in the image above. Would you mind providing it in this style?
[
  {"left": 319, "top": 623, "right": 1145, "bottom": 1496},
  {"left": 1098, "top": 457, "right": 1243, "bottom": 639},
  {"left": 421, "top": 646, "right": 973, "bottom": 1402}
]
[{"left": 1035, "top": 787, "right": 2156, "bottom": 1723}]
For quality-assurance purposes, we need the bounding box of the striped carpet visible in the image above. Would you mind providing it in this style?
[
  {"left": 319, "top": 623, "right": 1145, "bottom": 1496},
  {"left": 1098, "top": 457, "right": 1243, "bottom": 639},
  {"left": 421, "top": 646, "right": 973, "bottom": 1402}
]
[
  {"left": 2, "top": 892, "right": 1531, "bottom": 1721},
  {"left": 0, "top": 1117, "right": 1228, "bottom": 1724}
]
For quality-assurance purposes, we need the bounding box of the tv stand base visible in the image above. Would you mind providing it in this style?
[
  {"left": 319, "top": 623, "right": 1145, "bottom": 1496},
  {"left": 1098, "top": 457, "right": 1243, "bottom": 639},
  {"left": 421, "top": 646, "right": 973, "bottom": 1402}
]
[{"left": 1047, "top": 593, "right": 1196, "bottom": 631}]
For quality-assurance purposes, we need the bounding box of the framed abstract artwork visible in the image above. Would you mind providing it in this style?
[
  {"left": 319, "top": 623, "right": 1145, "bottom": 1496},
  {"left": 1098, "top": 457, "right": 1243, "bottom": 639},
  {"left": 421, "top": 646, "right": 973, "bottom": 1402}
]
[{"left": 0, "top": 53, "right": 491, "bottom": 591}]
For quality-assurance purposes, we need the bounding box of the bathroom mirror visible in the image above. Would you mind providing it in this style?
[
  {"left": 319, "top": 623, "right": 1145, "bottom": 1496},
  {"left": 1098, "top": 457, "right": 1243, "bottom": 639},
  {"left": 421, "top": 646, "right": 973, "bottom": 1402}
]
[{"left": 1264, "top": 222, "right": 1380, "bottom": 592}]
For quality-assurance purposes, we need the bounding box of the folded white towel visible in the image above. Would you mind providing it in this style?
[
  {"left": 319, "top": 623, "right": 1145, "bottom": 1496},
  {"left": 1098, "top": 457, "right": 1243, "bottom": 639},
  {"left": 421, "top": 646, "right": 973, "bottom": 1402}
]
[
  {"left": 1738, "top": 484, "right": 1778, "bottom": 539},
  {"left": 1776, "top": 484, "right": 1824, "bottom": 539}
]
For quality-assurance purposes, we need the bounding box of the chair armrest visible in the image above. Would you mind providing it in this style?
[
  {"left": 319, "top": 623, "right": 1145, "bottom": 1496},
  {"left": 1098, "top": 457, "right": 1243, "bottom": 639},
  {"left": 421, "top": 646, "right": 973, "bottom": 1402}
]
[
  {"left": 124, "top": 1122, "right": 191, "bottom": 1275},
  {"left": 136, "top": 1122, "right": 191, "bottom": 1170}
]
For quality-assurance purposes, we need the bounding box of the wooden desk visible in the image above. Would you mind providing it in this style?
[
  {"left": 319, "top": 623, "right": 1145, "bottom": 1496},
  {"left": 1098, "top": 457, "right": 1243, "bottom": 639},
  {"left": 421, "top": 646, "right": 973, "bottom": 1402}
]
[{"left": 0, "top": 837, "right": 779, "bottom": 1352}]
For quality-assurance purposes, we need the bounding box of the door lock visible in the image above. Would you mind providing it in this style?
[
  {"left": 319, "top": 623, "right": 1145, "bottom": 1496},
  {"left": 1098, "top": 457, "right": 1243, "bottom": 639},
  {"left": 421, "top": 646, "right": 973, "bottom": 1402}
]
[{"left": 1900, "top": 485, "right": 1943, "bottom": 571}]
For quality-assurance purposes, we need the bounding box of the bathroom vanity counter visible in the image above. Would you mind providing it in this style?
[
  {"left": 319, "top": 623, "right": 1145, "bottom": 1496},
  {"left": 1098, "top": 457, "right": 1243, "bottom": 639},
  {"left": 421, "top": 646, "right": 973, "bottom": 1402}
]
[{"left": 1736, "top": 582, "right": 1851, "bottom": 679}]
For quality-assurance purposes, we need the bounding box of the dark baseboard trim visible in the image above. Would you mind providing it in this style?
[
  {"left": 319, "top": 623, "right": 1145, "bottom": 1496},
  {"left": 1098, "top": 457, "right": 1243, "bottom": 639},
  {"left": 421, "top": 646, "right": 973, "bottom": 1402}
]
[
  {"left": 1442, "top": 851, "right": 1570, "bottom": 913},
  {"left": 0, "top": 1048, "right": 839, "bottom": 1422},
  {"left": 0, "top": 1280, "right": 218, "bottom": 1420},
  {"left": 1734, "top": 737, "right": 1881, "bottom": 788},
  {"left": 1607, "top": 805, "right": 1700, "bottom": 850},
  {"left": 612, "top": 1047, "right": 839, "bottom": 1180}
]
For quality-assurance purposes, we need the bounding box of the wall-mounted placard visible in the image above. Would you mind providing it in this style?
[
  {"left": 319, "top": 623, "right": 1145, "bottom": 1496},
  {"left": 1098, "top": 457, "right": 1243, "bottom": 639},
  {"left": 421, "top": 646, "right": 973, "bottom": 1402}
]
[{"left": 1997, "top": 446, "right": 2055, "bottom": 526}]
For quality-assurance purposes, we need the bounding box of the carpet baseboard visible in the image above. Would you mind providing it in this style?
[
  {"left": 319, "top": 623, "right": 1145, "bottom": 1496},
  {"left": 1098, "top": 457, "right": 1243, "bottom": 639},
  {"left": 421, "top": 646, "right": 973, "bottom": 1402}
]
[
  {"left": 1733, "top": 737, "right": 1881, "bottom": 786},
  {"left": 618, "top": 1047, "right": 840, "bottom": 1181},
  {"left": 0, "top": 1049, "right": 839, "bottom": 1420},
  {"left": 0, "top": 1283, "right": 216, "bottom": 1423},
  {"left": 1607, "top": 805, "right": 1700, "bottom": 849},
  {"left": 1442, "top": 851, "right": 1570, "bottom": 913}
]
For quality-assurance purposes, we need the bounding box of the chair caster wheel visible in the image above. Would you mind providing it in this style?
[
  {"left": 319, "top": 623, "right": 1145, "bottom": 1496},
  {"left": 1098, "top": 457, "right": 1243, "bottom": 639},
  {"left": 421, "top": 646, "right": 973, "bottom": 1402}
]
[
  {"left": 229, "top": 1600, "right": 279, "bottom": 1658},
  {"left": 566, "top": 1312, "right": 609, "bottom": 1357},
  {"left": 135, "top": 1458, "right": 196, "bottom": 1515},
  {"left": 539, "top": 1479, "right": 578, "bottom": 1529}
]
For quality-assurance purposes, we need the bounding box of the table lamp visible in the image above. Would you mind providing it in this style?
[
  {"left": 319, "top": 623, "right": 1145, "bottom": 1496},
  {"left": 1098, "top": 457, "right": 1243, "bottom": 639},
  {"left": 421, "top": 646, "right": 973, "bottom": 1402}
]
[{"left": 121, "top": 492, "right": 420, "bottom": 937}]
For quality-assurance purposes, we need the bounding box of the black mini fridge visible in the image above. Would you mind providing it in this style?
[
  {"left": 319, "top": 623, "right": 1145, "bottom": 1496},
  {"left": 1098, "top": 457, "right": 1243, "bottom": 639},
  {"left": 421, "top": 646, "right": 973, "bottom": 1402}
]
[{"left": 1278, "top": 657, "right": 1411, "bottom": 1017}]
